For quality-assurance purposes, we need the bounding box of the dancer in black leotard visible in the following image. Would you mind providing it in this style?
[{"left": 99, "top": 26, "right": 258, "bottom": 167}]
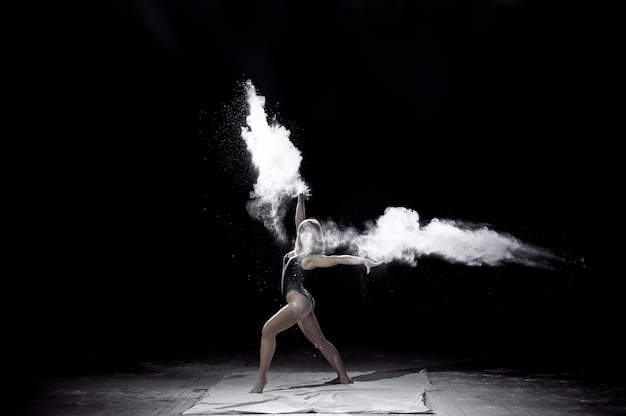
[
  {"left": 250, "top": 192, "right": 382, "bottom": 393},
  {"left": 281, "top": 253, "right": 315, "bottom": 305}
]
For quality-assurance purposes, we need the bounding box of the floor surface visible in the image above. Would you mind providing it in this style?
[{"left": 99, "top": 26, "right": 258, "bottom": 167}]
[{"left": 10, "top": 343, "right": 626, "bottom": 416}]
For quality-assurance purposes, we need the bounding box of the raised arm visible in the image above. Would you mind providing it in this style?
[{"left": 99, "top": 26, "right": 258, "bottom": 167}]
[
  {"left": 295, "top": 193, "right": 306, "bottom": 229},
  {"left": 302, "top": 254, "right": 383, "bottom": 274}
]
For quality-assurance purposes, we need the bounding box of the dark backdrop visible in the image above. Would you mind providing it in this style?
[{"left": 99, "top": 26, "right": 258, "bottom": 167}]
[{"left": 11, "top": 0, "right": 620, "bottom": 387}]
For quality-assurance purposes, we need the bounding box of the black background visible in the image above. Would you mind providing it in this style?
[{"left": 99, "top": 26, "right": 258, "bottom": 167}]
[{"left": 11, "top": 0, "right": 621, "bottom": 387}]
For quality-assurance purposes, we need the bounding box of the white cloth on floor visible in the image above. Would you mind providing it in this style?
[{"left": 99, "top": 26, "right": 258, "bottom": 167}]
[{"left": 183, "top": 370, "right": 434, "bottom": 414}]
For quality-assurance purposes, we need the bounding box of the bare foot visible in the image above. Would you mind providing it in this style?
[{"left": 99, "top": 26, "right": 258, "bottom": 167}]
[
  {"left": 250, "top": 379, "right": 267, "bottom": 393},
  {"left": 325, "top": 376, "right": 353, "bottom": 385}
]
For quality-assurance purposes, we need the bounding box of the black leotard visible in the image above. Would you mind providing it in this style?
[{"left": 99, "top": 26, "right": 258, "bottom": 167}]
[{"left": 281, "top": 253, "right": 315, "bottom": 305}]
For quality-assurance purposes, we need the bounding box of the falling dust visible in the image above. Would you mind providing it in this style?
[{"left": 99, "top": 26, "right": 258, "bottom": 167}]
[{"left": 238, "top": 79, "right": 565, "bottom": 269}]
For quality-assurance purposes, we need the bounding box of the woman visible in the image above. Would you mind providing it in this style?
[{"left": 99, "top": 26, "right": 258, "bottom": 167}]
[{"left": 250, "top": 192, "right": 382, "bottom": 393}]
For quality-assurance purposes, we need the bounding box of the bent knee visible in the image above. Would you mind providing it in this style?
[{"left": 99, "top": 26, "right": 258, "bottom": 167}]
[{"left": 261, "top": 322, "right": 280, "bottom": 338}]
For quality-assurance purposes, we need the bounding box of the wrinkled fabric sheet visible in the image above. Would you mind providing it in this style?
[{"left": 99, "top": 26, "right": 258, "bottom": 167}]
[{"left": 183, "top": 370, "right": 434, "bottom": 414}]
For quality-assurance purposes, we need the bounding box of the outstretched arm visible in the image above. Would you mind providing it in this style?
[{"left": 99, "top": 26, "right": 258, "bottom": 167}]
[
  {"left": 295, "top": 192, "right": 306, "bottom": 229},
  {"left": 303, "top": 254, "right": 383, "bottom": 274}
]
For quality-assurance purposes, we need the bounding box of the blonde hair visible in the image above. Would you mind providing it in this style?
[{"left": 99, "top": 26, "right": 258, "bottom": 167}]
[{"left": 295, "top": 219, "right": 326, "bottom": 255}]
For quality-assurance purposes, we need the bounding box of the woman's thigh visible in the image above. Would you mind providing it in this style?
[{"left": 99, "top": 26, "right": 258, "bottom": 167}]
[
  {"left": 297, "top": 312, "right": 325, "bottom": 345},
  {"left": 265, "top": 293, "right": 313, "bottom": 335}
]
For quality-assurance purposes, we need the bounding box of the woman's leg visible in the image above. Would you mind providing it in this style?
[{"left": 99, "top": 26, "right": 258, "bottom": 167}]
[
  {"left": 297, "top": 312, "right": 352, "bottom": 385},
  {"left": 251, "top": 293, "right": 313, "bottom": 393}
]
